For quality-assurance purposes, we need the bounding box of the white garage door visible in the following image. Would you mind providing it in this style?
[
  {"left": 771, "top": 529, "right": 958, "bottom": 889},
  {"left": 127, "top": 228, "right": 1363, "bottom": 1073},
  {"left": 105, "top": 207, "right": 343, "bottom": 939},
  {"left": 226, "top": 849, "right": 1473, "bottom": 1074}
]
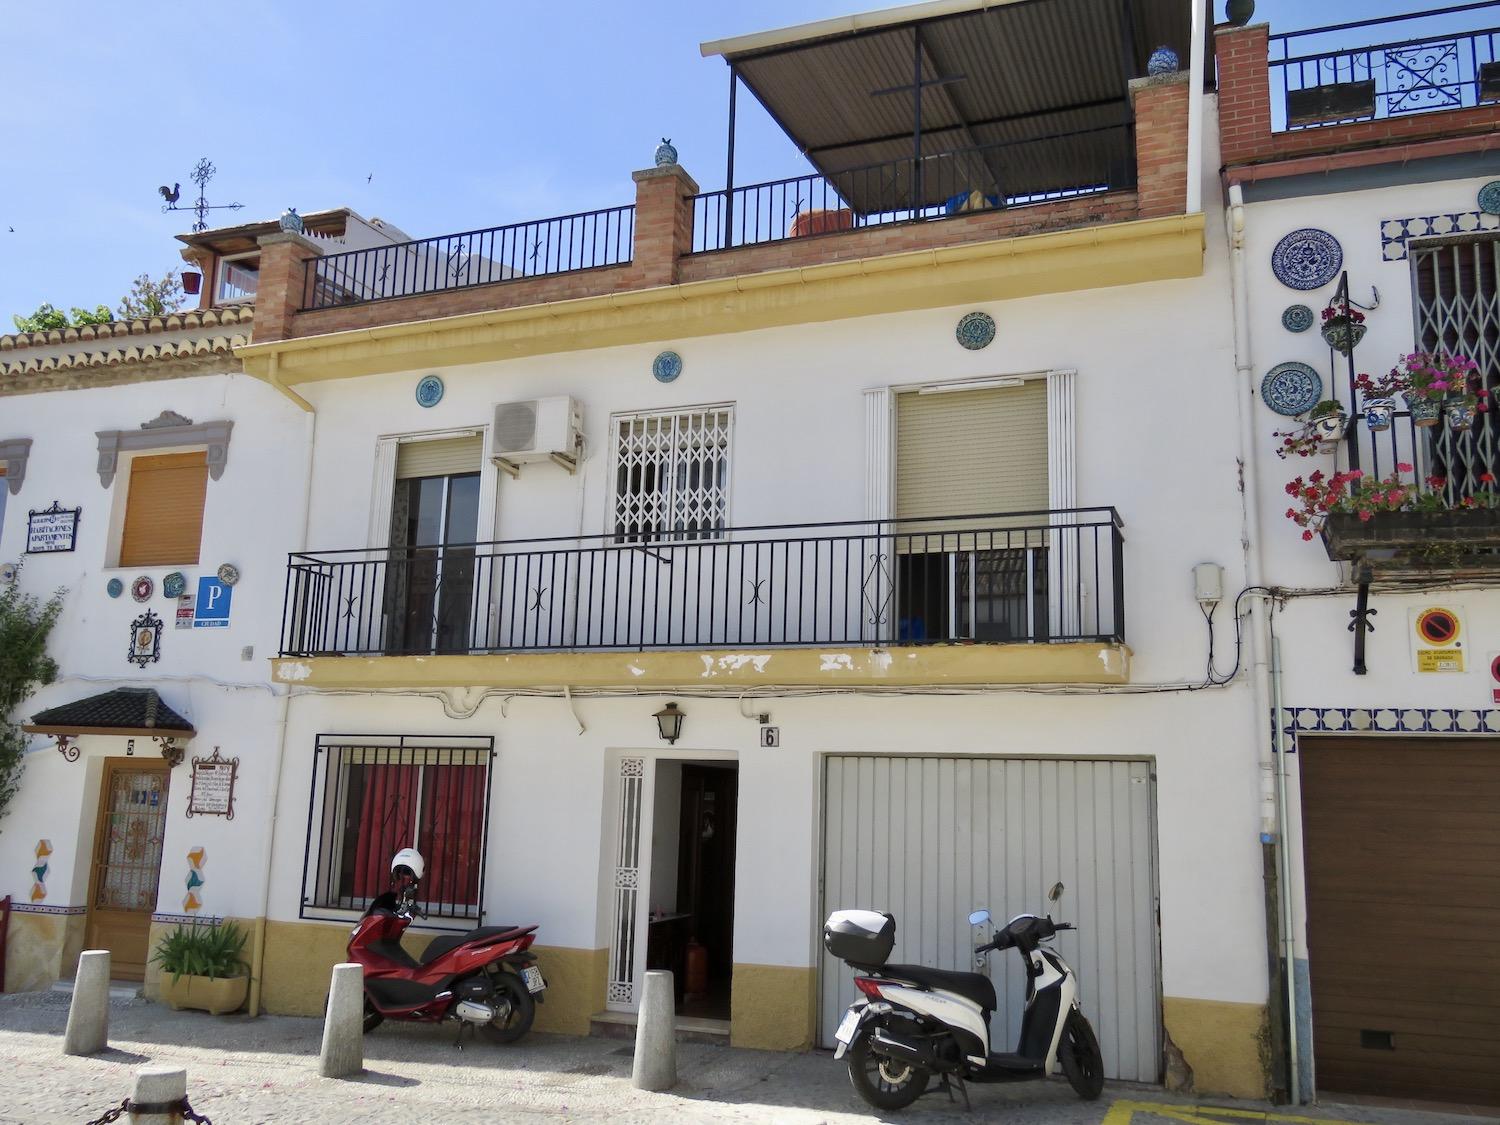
[{"left": 819, "top": 755, "right": 1161, "bottom": 1083}]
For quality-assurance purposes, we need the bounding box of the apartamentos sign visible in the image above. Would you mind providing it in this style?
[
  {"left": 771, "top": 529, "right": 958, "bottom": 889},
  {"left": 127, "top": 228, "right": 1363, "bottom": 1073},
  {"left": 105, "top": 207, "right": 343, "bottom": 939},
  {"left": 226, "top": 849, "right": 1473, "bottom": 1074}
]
[{"left": 25, "top": 502, "right": 80, "bottom": 554}]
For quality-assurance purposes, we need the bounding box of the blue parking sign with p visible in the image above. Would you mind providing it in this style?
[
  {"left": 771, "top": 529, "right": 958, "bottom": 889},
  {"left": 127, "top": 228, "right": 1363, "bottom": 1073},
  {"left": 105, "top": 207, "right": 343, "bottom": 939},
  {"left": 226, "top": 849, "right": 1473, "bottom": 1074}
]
[{"left": 194, "top": 577, "right": 232, "bottom": 628}]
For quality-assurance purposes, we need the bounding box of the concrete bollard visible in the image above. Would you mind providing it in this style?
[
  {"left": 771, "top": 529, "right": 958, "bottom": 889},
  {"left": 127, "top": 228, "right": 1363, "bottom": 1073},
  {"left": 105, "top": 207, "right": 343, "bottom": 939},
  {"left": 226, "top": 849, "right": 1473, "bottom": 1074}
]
[
  {"left": 129, "top": 1065, "right": 186, "bottom": 1125},
  {"left": 319, "top": 962, "right": 365, "bottom": 1078},
  {"left": 62, "top": 949, "right": 110, "bottom": 1056},
  {"left": 631, "top": 969, "right": 677, "bottom": 1092}
]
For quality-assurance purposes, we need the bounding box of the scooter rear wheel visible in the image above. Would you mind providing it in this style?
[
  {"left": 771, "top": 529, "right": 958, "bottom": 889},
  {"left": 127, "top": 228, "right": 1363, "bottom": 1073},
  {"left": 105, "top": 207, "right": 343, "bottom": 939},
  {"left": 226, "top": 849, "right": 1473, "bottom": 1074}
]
[
  {"left": 1058, "top": 1010, "right": 1105, "bottom": 1100},
  {"left": 362, "top": 996, "right": 384, "bottom": 1033},
  {"left": 847, "top": 1030, "right": 930, "bottom": 1111},
  {"left": 480, "top": 971, "right": 536, "bottom": 1044}
]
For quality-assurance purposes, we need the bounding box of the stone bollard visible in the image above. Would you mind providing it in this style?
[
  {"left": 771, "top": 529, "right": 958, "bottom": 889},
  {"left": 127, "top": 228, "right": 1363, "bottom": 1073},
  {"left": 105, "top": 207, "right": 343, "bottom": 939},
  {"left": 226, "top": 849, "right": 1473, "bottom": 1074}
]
[
  {"left": 319, "top": 962, "right": 364, "bottom": 1078},
  {"left": 62, "top": 949, "right": 110, "bottom": 1056},
  {"left": 631, "top": 969, "right": 677, "bottom": 1091},
  {"left": 129, "top": 1065, "right": 186, "bottom": 1125}
]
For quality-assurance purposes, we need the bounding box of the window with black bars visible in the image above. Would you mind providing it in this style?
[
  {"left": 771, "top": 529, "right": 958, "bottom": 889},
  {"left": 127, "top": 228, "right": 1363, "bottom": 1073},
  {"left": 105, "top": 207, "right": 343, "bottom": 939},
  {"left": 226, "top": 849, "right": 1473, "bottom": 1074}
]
[
  {"left": 612, "top": 408, "right": 732, "bottom": 543},
  {"left": 1414, "top": 235, "right": 1500, "bottom": 501},
  {"left": 300, "top": 735, "right": 494, "bottom": 927}
]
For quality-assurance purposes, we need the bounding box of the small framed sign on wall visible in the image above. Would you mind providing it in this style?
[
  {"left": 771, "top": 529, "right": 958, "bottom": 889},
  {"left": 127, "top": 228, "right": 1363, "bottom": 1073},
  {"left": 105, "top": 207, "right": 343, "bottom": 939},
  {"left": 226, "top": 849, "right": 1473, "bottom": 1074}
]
[
  {"left": 26, "top": 501, "right": 80, "bottom": 553},
  {"left": 187, "top": 747, "right": 239, "bottom": 819}
]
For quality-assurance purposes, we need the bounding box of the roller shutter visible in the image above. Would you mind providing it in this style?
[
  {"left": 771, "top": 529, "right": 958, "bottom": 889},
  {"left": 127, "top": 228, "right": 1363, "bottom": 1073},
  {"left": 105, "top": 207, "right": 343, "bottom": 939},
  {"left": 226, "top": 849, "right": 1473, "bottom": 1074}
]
[
  {"left": 396, "top": 435, "right": 483, "bottom": 480},
  {"left": 118, "top": 451, "right": 208, "bottom": 567}
]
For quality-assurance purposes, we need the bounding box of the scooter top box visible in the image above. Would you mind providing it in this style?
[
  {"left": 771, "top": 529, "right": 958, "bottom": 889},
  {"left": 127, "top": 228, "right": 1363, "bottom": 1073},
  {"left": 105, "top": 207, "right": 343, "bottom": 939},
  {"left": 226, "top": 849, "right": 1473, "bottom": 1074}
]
[{"left": 824, "top": 909, "right": 895, "bottom": 966}]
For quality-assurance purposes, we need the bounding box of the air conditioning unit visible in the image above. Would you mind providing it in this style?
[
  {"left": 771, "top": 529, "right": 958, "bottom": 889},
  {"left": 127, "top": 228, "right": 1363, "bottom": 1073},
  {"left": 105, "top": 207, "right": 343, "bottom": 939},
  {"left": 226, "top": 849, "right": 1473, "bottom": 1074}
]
[{"left": 491, "top": 395, "right": 583, "bottom": 476}]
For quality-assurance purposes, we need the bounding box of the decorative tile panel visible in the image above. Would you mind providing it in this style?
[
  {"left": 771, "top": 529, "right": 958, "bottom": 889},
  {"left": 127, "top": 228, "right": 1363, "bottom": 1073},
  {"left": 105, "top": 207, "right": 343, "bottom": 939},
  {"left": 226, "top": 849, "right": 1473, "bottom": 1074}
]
[
  {"left": 1275, "top": 705, "right": 1500, "bottom": 752},
  {"left": 1379, "top": 211, "right": 1500, "bottom": 262}
]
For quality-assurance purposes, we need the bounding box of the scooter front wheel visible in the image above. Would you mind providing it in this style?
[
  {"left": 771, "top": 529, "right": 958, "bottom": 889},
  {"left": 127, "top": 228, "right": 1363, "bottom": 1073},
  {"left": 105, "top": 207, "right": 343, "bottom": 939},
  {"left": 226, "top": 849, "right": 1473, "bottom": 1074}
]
[
  {"left": 1058, "top": 1010, "right": 1105, "bottom": 1100},
  {"left": 362, "top": 995, "right": 384, "bottom": 1033},
  {"left": 480, "top": 971, "right": 536, "bottom": 1044},
  {"left": 846, "top": 1030, "right": 930, "bottom": 1111}
]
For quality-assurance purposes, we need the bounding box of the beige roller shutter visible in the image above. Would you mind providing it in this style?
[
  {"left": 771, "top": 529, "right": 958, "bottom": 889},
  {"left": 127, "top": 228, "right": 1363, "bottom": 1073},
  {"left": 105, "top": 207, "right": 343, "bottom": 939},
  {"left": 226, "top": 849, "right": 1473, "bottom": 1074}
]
[
  {"left": 396, "top": 435, "right": 483, "bottom": 480},
  {"left": 897, "top": 383, "right": 1047, "bottom": 546},
  {"left": 119, "top": 451, "right": 209, "bottom": 567}
]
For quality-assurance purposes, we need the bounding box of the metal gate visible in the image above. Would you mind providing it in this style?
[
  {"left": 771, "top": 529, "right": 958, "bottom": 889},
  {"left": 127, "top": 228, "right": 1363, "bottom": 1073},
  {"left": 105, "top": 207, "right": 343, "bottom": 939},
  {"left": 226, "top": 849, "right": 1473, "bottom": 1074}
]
[{"left": 819, "top": 755, "right": 1160, "bottom": 1083}]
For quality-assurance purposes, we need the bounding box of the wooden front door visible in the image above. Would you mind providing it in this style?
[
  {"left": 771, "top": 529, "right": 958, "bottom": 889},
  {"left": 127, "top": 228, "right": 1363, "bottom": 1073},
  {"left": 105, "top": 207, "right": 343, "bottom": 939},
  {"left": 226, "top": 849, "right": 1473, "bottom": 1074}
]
[
  {"left": 85, "top": 760, "right": 170, "bottom": 981},
  {"left": 1301, "top": 737, "right": 1500, "bottom": 1106}
]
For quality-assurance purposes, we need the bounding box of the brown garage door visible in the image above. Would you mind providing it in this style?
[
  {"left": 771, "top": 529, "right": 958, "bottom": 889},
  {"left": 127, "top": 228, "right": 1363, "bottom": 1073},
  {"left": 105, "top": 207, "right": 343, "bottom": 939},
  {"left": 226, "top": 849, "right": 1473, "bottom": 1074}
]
[{"left": 1300, "top": 737, "right": 1500, "bottom": 1106}]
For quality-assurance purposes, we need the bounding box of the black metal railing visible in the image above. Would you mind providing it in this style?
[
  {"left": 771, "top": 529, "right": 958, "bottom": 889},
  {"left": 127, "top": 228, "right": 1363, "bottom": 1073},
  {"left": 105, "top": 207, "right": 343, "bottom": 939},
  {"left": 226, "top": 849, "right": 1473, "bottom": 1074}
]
[
  {"left": 301, "top": 205, "right": 635, "bottom": 310},
  {"left": 279, "top": 509, "right": 1125, "bottom": 658},
  {"left": 690, "top": 125, "right": 1136, "bottom": 254},
  {"left": 1269, "top": 3, "right": 1500, "bottom": 132}
]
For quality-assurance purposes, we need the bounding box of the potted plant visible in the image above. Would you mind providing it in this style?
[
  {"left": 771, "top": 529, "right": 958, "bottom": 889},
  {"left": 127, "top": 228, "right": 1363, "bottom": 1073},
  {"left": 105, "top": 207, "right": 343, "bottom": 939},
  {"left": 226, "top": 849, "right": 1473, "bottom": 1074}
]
[
  {"left": 1353, "top": 369, "right": 1405, "bottom": 433},
  {"left": 1320, "top": 303, "right": 1366, "bottom": 356},
  {"left": 1398, "top": 351, "right": 1486, "bottom": 428},
  {"left": 180, "top": 270, "right": 202, "bottom": 296},
  {"left": 152, "top": 920, "right": 251, "bottom": 1015},
  {"left": 1308, "top": 399, "right": 1347, "bottom": 450}
]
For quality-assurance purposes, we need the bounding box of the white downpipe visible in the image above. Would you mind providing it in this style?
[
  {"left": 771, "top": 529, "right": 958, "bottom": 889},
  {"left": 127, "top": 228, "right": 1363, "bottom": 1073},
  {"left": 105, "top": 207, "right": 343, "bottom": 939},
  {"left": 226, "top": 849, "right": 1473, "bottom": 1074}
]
[
  {"left": 1271, "top": 634, "right": 1301, "bottom": 1106},
  {"left": 248, "top": 362, "right": 317, "bottom": 1017},
  {"left": 1185, "top": 0, "right": 1206, "bottom": 214}
]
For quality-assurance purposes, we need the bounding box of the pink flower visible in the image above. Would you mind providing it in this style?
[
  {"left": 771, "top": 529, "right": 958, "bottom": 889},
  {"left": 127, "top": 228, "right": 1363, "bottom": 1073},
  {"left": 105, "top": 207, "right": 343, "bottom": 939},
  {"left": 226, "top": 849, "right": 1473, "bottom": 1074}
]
[
  {"left": 1358, "top": 510, "right": 1374, "bottom": 522},
  {"left": 1301, "top": 530, "right": 1314, "bottom": 541},
  {"left": 1396, "top": 462, "right": 1413, "bottom": 473}
]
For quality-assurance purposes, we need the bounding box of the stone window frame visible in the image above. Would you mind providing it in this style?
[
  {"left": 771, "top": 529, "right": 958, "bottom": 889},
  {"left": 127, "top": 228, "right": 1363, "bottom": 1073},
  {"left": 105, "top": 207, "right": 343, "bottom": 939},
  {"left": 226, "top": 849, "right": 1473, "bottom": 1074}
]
[
  {"left": 95, "top": 411, "right": 233, "bottom": 489},
  {"left": 0, "top": 437, "right": 31, "bottom": 496}
]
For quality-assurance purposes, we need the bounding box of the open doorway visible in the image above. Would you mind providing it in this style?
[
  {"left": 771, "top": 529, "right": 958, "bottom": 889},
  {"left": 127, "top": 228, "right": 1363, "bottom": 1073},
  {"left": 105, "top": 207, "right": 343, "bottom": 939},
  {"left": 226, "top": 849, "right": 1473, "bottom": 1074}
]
[{"left": 647, "top": 761, "right": 737, "bottom": 1021}]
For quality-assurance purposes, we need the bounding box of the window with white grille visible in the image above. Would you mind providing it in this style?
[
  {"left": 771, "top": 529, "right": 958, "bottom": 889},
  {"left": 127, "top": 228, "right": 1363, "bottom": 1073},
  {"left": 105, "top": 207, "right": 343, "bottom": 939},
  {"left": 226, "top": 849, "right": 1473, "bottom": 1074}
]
[{"left": 612, "top": 408, "right": 732, "bottom": 541}]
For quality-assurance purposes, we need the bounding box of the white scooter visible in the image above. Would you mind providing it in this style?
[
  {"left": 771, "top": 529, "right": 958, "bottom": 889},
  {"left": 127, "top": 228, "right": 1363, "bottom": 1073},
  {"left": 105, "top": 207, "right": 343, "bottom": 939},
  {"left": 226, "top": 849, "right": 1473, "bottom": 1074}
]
[{"left": 825, "top": 884, "right": 1104, "bottom": 1111}]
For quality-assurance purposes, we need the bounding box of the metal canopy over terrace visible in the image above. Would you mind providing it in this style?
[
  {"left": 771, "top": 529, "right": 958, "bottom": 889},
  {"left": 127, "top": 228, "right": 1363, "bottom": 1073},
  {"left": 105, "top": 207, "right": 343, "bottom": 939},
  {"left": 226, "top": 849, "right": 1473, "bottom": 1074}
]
[{"left": 701, "top": 0, "right": 1196, "bottom": 217}]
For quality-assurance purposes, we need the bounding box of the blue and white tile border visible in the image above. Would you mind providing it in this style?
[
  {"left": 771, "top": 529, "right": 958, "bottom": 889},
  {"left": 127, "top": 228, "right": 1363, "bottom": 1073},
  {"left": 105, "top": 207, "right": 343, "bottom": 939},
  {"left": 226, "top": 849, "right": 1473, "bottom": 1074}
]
[
  {"left": 1379, "top": 211, "right": 1500, "bottom": 261},
  {"left": 151, "top": 911, "right": 222, "bottom": 926},
  {"left": 1277, "top": 704, "right": 1500, "bottom": 751},
  {"left": 11, "top": 902, "right": 85, "bottom": 916}
]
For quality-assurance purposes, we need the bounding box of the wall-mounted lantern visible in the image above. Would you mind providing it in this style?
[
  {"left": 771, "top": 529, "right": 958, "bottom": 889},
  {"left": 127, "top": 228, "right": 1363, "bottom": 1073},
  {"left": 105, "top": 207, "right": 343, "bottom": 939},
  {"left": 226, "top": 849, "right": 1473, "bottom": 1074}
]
[{"left": 654, "top": 702, "right": 685, "bottom": 745}]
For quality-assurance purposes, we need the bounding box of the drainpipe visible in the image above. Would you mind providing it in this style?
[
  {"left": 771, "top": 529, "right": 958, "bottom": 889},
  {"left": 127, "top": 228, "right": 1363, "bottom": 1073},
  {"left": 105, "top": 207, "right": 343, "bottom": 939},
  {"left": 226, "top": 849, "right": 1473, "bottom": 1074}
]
[
  {"left": 1229, "top": 182, "right": 1297, "bottom": 1102},
  {"left": 1185, "top": 0, "right": 1206, "bottom": 215},
  {"left": 247, "top": 356, "right": 317, "bottom": 1017}
]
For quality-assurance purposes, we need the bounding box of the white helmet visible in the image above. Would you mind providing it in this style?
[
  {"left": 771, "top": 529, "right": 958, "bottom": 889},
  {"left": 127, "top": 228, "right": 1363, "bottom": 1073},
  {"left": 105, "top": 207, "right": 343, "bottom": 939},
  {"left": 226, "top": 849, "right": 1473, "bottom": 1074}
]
[{"left": 391, "top": 847, "right": 425, "bottom": 882}]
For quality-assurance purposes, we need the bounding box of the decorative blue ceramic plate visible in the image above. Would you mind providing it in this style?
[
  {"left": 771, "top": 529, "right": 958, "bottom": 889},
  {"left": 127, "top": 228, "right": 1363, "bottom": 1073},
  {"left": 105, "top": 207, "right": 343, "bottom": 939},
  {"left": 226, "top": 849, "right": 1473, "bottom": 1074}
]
[
  {"left": 1281, "top": 304, "right": 1314, "bottom": 333},
  {"left": 162, "top": 571, "right": 187, "bottom": 598},
  {"left": 652, "top": 351, "right": 683, "bottom": 383},
  {"left": 131, "top": 575, "right": 154, "bottom": 603},
  {"left": 1479, "top": 181, "right": 1500, "bottom": 216},
  {"left": 107, "top": 577, "right": 124, "bottom": 599},
  {"left": 1271, "top": 228, "right": 1342, "bottom": 290},
  {"left": 217, "top": 562, "right": 241, "bottom": 586},
  {"left": 1261, "top": 361, "right": 1323, "bottom": 417},
  {"left": 955, "top": 311, "right": 996, "bottom": 351},
  {"left": 415, "top": 374, "right": 444, "bottom": 407}
]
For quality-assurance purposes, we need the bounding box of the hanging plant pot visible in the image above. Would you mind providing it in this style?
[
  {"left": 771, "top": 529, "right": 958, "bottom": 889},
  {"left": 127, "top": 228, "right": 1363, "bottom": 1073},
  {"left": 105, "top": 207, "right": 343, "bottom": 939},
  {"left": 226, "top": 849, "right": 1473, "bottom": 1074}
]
[
  {"left": 1446, "top": 399, "right": 1478, "bottom": 432},
  {"left": 181, "top": 270, "right": 202, "bottom": 296},
  {"left": 1310, "top": 411, "right": 1346, "bottom": 451},
  {"left": 1364, "top": 398, "right": 1394, "bottom": 432},
  {"left": 1321, "top": 316, "right": 1366, "bottom": 356},
  {"left": 1405, "top": 392, "right": 1442, "bottom": 427}
]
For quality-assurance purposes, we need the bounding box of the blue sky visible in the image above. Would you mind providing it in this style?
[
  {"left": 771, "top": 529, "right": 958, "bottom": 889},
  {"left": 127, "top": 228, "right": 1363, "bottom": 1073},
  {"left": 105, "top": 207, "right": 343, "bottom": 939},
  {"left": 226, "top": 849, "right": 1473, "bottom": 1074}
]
[{"left": 0, "top": 0, "right": 1471, "bottom": 323}]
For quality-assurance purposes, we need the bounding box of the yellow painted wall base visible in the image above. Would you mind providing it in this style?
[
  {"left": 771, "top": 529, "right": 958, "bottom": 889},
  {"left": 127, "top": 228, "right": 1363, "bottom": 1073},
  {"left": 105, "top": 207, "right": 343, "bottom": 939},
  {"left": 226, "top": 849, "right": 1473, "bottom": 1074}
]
[
  {"left": 1163, "top": 996, "right": 1269, "bottom": 1099},
  {"left": 143, "top": 917, "right": 255, "bottom": 1005},
  {"left": 531, "top": 946, "right": 607, "bottom": 1035},
  {"left": 730, "top": 963, "right": 816, "bottom": 1051},
  {"left": 3, "top": 911, "right": 85, "bottom": 993}
]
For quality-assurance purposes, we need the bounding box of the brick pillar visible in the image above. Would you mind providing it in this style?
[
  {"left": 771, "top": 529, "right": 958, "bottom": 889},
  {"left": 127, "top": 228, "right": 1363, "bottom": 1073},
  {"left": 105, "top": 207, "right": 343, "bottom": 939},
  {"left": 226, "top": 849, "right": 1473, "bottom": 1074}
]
[
  {"left": 1215, "top": 23, "right": 1272, "bottom": 166},
  {"left": 630, "top": 164, "right": 699, "bottom": 288},
  {"left": 252, "top": 230, "right": 324, "bottom": 342},
  {"left": 1130, "top": 72, "right": 1191, "bottom": 219}
]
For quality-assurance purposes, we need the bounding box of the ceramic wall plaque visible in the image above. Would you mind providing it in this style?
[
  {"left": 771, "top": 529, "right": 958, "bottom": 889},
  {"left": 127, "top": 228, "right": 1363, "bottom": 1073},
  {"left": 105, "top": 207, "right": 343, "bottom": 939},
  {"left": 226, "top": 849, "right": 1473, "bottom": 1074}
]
[
  {"left": 1271, "top": 228, "right": 1342, "bottom": 290},
  {"left": 1281, "top": 304, "right": 1314, "bottom": 333},
  {"left": 1260, "top": 362, "right": 1323, "bottom": 417},
  {"left": 955, "top": 311, "right": 996, "bottom": 350},
  {"left": 652, "top": 351, "right": 683, "bottom": 383}
]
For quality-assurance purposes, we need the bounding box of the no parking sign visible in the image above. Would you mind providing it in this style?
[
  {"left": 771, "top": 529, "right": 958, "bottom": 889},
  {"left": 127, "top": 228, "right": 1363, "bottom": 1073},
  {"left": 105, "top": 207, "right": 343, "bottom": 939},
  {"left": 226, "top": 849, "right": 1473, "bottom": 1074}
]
[{"left": 1409, "top": 605, "right": 1464, "bottom": 673}]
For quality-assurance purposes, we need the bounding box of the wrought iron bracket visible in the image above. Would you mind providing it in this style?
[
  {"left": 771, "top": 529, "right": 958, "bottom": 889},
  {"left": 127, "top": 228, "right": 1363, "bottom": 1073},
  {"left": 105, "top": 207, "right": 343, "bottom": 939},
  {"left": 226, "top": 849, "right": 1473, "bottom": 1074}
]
[
  {"left": 156, "top": 736, "right": 185, "bottom": 768},
  {"left": 55, "top": 735, "right": 79, "bottom": 763},
  {"left": 1348, "top": 573, "right": 1377, "bottom": 675}
]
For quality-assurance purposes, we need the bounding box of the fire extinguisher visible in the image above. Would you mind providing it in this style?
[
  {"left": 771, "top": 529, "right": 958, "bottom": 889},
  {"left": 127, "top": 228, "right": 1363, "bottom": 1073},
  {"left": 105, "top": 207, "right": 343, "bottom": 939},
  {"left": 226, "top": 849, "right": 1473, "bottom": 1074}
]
[{"left": 684, "top": 940, "right": 709, "bottom": 998}]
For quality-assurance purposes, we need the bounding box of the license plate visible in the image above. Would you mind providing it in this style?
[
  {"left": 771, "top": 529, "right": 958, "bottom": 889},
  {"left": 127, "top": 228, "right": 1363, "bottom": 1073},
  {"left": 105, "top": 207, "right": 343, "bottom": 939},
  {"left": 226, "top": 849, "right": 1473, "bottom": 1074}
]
[
  {"left": 521, "top": 965, "right": 546, "bottom": 994},
  {"left": 834, "top": 1008, "right": 860, "bottom": 1047}
]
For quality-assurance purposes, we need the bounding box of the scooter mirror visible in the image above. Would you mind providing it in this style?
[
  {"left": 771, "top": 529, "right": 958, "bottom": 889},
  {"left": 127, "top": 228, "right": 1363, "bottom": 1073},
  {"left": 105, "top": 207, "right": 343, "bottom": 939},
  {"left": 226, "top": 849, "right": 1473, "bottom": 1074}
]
[
  {"left": 967, "top": 909, "right": 991, "bottom": 926},
  {"left": 1048, "top": 881, "right": 1065, "bottom": 903}
]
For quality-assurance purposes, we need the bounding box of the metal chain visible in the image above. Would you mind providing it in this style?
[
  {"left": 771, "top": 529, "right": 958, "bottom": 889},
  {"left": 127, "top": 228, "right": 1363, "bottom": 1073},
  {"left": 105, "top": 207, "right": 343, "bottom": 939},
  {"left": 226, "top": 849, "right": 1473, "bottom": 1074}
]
[{"left": 82, "top": 1097, "right": 211, "bottom": 1124}]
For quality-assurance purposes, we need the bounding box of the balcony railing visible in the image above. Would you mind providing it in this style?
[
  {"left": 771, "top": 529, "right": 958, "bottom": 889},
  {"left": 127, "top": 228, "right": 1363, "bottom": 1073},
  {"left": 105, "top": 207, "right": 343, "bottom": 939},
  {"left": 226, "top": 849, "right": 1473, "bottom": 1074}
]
[
  {"left": 301, "top": 205, "right": 635, "bottom": 311},
  {"left": 1269, "top": 3, "right": 1500, "bottom": 132},
  {"left": 279, "top": 509, "right": 1125, "bottom": 658},
  {"left": 690, "top": 125, "right": 1136, "bottom": 254}
]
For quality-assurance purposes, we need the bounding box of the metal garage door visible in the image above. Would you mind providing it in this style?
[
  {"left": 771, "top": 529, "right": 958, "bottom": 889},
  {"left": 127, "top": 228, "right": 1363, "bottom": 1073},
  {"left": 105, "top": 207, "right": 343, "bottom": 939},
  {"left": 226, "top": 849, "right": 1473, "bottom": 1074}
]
[
  {"left": 819, "top": 755, "right": 1161, "bottom": 1083},
  {"left": 1300, "top": 737, "right": 1500, "bottom": 1107}
]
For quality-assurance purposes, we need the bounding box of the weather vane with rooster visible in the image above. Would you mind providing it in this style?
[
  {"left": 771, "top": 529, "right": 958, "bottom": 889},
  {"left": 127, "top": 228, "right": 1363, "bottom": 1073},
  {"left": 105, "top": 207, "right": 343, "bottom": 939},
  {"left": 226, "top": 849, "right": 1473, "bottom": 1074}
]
[{"left": 159, "top": 157, "right": 244, "bottom": 232}]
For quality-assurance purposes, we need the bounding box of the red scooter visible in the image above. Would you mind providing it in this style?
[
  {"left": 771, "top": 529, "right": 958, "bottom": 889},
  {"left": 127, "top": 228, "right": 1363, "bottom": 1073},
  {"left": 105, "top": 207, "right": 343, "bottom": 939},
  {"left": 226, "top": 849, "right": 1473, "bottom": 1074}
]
[{"left": 347, "top": 848, "right": 546, "bottom": 1044}]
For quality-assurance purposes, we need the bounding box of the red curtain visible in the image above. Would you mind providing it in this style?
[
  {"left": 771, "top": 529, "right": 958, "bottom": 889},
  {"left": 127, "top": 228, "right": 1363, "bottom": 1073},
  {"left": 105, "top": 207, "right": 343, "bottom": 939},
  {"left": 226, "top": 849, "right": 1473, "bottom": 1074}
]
[
  {"left": 418, "top": 764, "right": 486, "bottom": 907},
  {"left": 351, "top": 763, "right": 419, "bottom": 899}
]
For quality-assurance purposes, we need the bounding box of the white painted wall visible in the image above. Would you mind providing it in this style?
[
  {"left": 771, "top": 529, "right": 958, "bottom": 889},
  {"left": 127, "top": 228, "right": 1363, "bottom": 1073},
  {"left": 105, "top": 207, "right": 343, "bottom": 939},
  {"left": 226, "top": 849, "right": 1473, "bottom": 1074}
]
[{"left": 0, "top": 369, "right": 307, "bottom": 924}]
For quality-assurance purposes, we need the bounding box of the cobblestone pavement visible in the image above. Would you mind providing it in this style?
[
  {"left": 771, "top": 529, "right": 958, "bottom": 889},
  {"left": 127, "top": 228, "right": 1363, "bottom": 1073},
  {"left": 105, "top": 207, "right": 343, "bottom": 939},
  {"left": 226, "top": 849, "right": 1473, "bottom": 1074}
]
[{"left": 0, "top": 992, "right": 1492, "bottom": 1124}]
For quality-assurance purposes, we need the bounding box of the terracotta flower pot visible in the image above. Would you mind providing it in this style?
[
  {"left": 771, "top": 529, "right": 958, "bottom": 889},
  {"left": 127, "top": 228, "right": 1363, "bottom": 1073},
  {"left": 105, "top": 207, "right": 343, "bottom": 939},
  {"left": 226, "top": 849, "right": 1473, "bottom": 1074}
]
[
  {"left": 159, "top": 972, "right": 248, "bottom": 1015},
  {"left": 181, "top": 271, "right": 202, "bottom": 296}
]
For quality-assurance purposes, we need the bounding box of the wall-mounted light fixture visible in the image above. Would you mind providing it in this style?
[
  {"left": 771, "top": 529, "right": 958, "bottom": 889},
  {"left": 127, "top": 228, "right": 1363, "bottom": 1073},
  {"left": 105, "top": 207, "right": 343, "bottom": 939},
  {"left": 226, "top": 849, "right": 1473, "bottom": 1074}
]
[{"left": 654, "top": 702, "right": 684, "bottom": 745}]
